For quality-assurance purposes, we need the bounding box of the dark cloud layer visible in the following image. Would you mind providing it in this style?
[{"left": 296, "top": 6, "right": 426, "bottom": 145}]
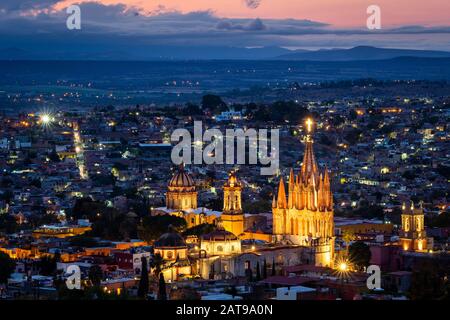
[
  {"left": 0, "top": 0, "right": 61, "bottom": 11},
  {"left": 0, "top": 1, "right": 449, "bottom": 53}
]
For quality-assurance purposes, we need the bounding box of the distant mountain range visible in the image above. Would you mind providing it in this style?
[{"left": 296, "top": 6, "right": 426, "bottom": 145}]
[
  {"left": 275, "top": 46, "right": 450, "bottom": 61},
  {"left": 1, "top": 45, "right": 450, "bottom": 61}
]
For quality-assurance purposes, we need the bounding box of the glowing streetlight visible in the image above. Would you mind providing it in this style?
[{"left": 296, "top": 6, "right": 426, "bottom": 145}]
[
  {"left": 41, "top": 114, "right": 51, "bottom": 124},
  {"left": 334, "top": 257, "right": 352, "bottom": 278}
]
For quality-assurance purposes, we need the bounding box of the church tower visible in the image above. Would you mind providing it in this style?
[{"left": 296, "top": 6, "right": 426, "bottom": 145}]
[
  {"left": 400, "top": 200, "right": 427, "bottom": 252},
  {"left": 272, "top": 118, "right": 334, "bottom": 267},
  {"left": 221, "top": 171, "right": 244, "bottom": 237}
]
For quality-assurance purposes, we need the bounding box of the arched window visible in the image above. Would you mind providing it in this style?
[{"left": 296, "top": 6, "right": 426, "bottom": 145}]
[
  {"left": 166, "top": 251, "right": 173, "bottom": 259},
  {"left": 217, "top": 245, "right": 223, "bottom": 252}
]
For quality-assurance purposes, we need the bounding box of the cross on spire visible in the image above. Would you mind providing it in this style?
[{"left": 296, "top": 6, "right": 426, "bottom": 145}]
[{"left": 305, "top": 118, "right": 313, "bottom": 133}]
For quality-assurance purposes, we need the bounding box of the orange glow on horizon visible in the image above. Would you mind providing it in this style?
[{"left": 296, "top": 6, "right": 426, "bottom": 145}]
[{"left": 53, "top": 0, "right": 450, "bottom": 28}]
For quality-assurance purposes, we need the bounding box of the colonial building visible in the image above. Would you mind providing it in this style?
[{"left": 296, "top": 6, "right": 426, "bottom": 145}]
[
  {"left": 400, "top": 201, "right": 427, "bottom": 252},
  {"left": 152, "top": 165, "right": 219, "bottom": 228},
  {"left": 200, "top": 221, "right": 242, "bottom": 256},
  {"left": 272, "top": 119, "right": 335, "bottom": 267},
  {"left": 221, "top": 171, "right": 245, "bottom": 237},
  {"left": 153, "top": 226, "right": 192, "bottom": 281}
]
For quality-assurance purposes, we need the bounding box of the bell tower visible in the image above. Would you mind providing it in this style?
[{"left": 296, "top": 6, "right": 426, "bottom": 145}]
[
  {"left": 400, "top": 200, "right": 427, "bottom": 252},
  {"left": 221, "top": 171, "right": 244, "bottom": 237}
]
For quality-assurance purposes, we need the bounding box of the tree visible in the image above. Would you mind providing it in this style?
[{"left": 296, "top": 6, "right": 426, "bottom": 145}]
[
  {"left": 201, "top": 94, "right": 228, "bottom": 113},
  {"left": 409, "top": 259, "right": 449, "bottom": 300},
  {"left": 183, "top": 223, "right": 216, "bottom": 237},
  {"left": 344, "top": 128, "right": 363, "bottom": 145},
  {"left": 349, "top": 241, "right": 371, "bottom": 271},
  {"left": 38, "top": 255, "right": 58, "bottom": 276},
  {"left": 139, "top": 215, "right": 186, "bottom": 243},
  {"left": 256, "top": 262, "right": 261, "bottom": 281},
  {"left": 138, "top": 257, "right": 149, "bottom": 298},
  {"left": 183, "top": 103, "right": 202, "bottom": 116},
  {"left": 88, "top": 265, "right": 103, "bottom": 287},
  {"left": 342, "top": 230, "right": 355, "bottom": 254},
  {"left": 158, "top": 273, "right": 167, "bottom": 300},
  {"left": 69, "top": 235, "right": 100, "bottom": 248},
  {"left": 245, "top": 267, "right": 253, "bottom": 282},
  {"left": 242, "top": 200, "right": 271, "bottom": 214},
  {"left": 349, "top": 109, "right": 358, "bottom": 121},
  {"left": 150, "top": 253, "right": 164, "bottom": 277},
  {"left": 0, "top": 214, "right": 18, "bottom": 234},
  {"left": 0, "top": 252, "right": 15, "bottom": 284},
  {"left": 429, "top": 211, "right": 450, "bottom": 228}
]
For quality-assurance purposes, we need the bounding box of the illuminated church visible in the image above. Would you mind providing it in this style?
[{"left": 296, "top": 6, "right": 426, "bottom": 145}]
[
  {"left": 272, "top": 119, "right": 335, "bottom": 267},
  {"left": 400, "top": 200, "right": 428, "bottom": 252},
  {"left": 166, "top": 164, "right": 198, "bottom": 210}
]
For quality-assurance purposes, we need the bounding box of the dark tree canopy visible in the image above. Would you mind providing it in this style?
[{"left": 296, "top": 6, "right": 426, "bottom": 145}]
[
  {"left": 88, "top": 265, "right": 103, "bottom": 287},
  {"left": 139, "top": 215, "right": 186, "bottom": 242},
  {"left": 201, "top": 94, "right": 228, "bottom": 113},
  {"left": 0, "top": 252, "right": 16, "bottom": 284},
  {"left": 158, "top": 273, "right": 167, "bottom": 300},
  {"left": 138, "top": 256, "right": 149, "bottom": 298},
  {"left": 183, "top": 223, "right": 216, "bottom": 237},
  {"left": 349, "top": 241, "right": 372, "bottom": 271},
  {"left": 409, "top": 258, "right": 449, "bottom": 300}
]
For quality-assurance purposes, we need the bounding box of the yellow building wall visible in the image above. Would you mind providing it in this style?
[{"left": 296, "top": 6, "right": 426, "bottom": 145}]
[
  {"left": 241, "top": 232, "right": 272, "bottom": 242},
  {"left": 221, "top": 213, "right": 244, "bottom": 237},
  {"left": 338, "top": 223, "right": 393, "bottom": 235}
]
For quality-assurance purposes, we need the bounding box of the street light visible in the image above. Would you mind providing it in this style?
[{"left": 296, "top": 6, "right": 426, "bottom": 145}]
[{"left": 40, "top": 114, "right": 52, "bottom": 124}]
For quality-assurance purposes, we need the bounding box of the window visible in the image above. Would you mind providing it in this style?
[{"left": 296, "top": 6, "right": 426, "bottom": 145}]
[
  {"left": 217, "top": 246, "right": 223, "bottom": 252},
  {"left": 166, "top": 251, "right": 173, "bottom": 259}
]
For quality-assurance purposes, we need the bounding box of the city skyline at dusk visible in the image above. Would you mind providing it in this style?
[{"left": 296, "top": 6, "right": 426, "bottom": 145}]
[{"left": 0, "top": 0, "right": 449, "bottom": 309}]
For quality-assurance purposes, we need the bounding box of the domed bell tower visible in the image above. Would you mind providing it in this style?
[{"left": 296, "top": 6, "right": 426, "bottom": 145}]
[{"left": 166, "top": 164, "right": 198, "bottom": 210}]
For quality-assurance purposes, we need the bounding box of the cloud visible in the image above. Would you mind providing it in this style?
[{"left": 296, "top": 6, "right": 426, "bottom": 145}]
[
  {"left": 0, "top": 0, "right": 62, "bottom": 11},
  {"left": 242, "top": 0, "right": 262, "bottom": 10},
  {"left": 216, "top": 18, "right": 266, "bottom": 31},
  {"left": 0, "top": 1, "right": 449, "bottom": 53}
]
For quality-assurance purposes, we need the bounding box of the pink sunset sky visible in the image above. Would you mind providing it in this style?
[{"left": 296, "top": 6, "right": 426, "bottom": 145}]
[
  {"left": 2, "top": 0, "right": 450, "bottom": 52},
  {"left": 54, "top": 0, "right": 450, "bottom": 27}
]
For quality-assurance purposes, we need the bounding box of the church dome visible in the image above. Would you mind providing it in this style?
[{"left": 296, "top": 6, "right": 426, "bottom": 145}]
[
  {"left": 201, "top": 229, "right": 238, "bottom": 241},
  {"left": 201, "top": 222, "right": 239, "bottom": 241},
  {"left": 154, "top": 226, "right": 187, "bottom": 248},
  {"left": 169, "top": 166, "right": 195, "bottom": 188}
]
